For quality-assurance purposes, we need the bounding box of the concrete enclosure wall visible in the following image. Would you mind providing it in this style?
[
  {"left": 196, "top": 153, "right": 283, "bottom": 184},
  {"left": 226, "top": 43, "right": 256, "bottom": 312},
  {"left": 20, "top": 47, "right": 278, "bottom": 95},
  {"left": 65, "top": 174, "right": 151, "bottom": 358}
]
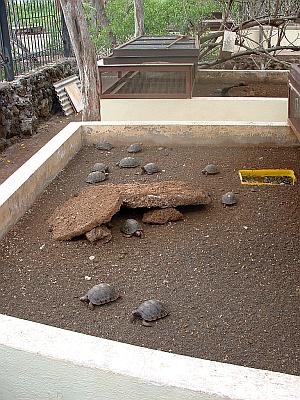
[
  {"left": 0, "top": 58, "right": 77, "bottom": 149},
  {"left": 0, "top": 122, "right": 299, "bottom": 399},
  {"left": 100, "top": 98, "right": 288, "bottom": 123},
  {"left": 1, "top": 314, "right": 299, "bottom": 400}
]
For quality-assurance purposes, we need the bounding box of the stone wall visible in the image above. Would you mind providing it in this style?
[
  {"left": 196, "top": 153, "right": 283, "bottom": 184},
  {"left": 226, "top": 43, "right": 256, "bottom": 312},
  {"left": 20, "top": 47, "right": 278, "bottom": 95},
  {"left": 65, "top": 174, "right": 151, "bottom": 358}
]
[{"left": 0, "top": 59, "right": 77, "bottom": 150}]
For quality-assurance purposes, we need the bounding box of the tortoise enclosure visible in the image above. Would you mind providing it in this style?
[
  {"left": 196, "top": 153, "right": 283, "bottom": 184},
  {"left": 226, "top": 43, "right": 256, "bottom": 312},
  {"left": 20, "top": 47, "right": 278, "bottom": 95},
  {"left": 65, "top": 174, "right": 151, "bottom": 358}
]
[{"left": 0, "top": 143, "right": 299, "bottom": 376}]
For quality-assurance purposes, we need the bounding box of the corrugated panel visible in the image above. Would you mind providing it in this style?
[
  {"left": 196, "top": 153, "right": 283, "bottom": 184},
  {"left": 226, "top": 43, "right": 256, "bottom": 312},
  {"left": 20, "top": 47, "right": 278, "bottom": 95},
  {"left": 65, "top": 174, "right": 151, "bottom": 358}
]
[{"left": 53, "top": 75, "right": 82, "bottom": 116}]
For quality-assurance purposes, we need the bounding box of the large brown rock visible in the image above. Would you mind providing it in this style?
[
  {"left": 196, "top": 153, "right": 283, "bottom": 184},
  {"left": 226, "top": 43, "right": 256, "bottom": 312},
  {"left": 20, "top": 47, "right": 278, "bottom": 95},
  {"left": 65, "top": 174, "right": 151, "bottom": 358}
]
[
  {"left": 49, "top": 187, "right": 122, "bottom": 240},
  {"left": 118, "top": 181, "right": 211, "bottom": 208},
  {"left": 142, "top": 208, "right": 184, "bottom": 224},
  {"left": 49, "top": 181, "right": 210, "bottom": 240}
]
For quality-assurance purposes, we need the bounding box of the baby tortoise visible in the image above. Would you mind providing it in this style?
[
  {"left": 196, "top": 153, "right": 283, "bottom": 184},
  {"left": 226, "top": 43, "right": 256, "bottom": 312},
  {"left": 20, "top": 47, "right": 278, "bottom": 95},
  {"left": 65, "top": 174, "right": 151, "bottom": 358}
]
[
  {"left": 80, "top": 283, "right": 119, "bottom": 310},
  {"left": 201, "top": 164, "right": 219, "bottom": 175},
  {"left": 121, "top": 219, "right": 143, "bottom": 237},
  {"left": 141, "top": 163, "right": 161, "bottom": 175},
  {"left": 85, "top": 171, "right": 107, "bottom": 184},
  {"left": 127, "top": 143, "right": 143, "bottom": 153},
  {"left": 117, "top": 157, "right": 140, "bottom": 168},
  {"left": 222, "top": 191, "right": 237, "bottom": 206},
  {"left": 95, "top": 141, "right": 113, "bottom": 151},
  {"left": 131, "top": 299, "right": 169, "bottom": 327},
  {"left": 91, "top": 162, "right": 109, "bottom": 173}
]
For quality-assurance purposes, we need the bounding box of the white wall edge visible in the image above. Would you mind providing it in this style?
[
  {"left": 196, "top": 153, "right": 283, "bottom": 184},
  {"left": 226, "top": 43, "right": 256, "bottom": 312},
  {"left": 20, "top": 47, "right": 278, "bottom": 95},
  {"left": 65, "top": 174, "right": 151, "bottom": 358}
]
[
  {"left": 81, "top": 120, "right": 289, "bottom": 127},
  {"left": 0, "top": 122, "right": 82, "bottom": 239},
  {"left": 0, "top": 314, "right": 299, "bottom": 400},
  {"left": 0, "top": 122, "right": 82, "bottom": 204}
]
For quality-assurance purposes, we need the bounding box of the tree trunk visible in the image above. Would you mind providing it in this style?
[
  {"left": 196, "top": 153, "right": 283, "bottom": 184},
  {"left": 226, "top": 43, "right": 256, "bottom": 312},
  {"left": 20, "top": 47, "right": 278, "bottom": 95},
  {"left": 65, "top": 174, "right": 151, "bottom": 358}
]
[
  {"left": 90, "top": 0, "right": 116, "bottom": 47},
  {"left": 133, "top": 0, "right": 145, "bottom": 37},
  {"left": 59, "top": 0, "right": 101, "bottom": 121}
]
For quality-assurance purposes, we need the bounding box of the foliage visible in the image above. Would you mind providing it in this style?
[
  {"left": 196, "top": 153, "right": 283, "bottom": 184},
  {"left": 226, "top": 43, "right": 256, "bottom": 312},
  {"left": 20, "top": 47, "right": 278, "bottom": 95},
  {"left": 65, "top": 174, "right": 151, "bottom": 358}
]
[{"left": 85, "top": 0, "right": 220, "bottom": 54}]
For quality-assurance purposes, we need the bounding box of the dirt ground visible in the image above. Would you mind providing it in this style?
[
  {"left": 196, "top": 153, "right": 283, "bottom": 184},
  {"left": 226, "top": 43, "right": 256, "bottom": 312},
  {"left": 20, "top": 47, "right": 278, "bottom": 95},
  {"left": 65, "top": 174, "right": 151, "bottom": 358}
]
[
  {"left": 0, "top": 113, "right": 81, "bottom": 184},
  {"left": 193, "top": 81, "right": 288, "bottom": 97},
  {"left": 0, "top": 144, "right": 299, "bottom": 376}
]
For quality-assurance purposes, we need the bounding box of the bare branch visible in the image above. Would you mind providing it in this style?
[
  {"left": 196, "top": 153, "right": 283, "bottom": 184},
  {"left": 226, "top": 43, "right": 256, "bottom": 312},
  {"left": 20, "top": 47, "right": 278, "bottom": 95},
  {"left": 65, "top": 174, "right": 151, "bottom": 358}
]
[{"left": 198, "top": 45, "right": 300, "bottom": 69}]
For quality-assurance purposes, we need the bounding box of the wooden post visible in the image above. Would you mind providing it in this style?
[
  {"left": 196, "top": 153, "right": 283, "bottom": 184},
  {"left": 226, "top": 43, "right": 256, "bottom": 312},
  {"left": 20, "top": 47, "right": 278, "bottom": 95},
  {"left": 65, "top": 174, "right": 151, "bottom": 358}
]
[
  {"left": 133, "top": 0, "right": 145, "bottom": 37},
  {"left": 59, "top": 0, "right": 101, "bottom": 121}
]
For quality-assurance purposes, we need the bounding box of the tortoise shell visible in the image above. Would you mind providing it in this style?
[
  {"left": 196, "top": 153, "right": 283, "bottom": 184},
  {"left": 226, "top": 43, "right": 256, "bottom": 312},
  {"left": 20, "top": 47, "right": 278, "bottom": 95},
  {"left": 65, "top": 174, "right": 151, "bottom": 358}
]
[
  {"left": 222, "top": 191, "right": 237, "bottom": 205},
  {"left": 127, "top": 143, "right": 143, "bottom": 153},
  {"left": 117, "top": 157, "right": 139, "bottom": 168},
  {"left": 202, "top": 164, "right": 219, "bottom": 175},
  {"left": 142, "top": 163, "right": 161, "bottom": 175},
  {"left": 85, "top": 171, "right": 107, "bottom": 184},
  {"left": 95, "top": 141, "right": 113, "bottom": 151},
  {"left": 120, "top": 219, "right": 143, "bottom": 236},
  {"left": 80, "top": 283, "right": 119, "bottom": 309},
  {"left": 132, "top": 299, "right": 168, "bottom": 322},
  {"left": 91, "top": 163, "right": 109, "bottom": 173}
]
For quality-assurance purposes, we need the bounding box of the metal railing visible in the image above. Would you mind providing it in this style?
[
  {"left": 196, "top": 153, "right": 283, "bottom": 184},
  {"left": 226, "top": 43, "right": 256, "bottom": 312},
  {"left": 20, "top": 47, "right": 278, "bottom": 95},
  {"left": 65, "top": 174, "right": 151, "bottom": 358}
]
[{"left": 0, "top": 0, "right": 72, "bottom": 81}]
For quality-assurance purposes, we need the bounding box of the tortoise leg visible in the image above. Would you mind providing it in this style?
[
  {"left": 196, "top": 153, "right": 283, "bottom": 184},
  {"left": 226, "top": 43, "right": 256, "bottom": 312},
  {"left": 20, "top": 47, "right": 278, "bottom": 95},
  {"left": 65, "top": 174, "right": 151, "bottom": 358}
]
[
  {"left": 88, "top": 302, "right": 95, "bottom": 310},
  {"left": 142, "top": 320, "right": 152, "bottom": 327}
]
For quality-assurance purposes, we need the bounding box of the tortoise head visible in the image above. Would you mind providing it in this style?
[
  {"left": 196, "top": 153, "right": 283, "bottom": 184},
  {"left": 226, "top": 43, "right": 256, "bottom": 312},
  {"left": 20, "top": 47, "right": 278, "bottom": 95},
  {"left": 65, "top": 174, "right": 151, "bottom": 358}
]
[{"left": 130, "top": 311, "right": 139, "bottom": 323}]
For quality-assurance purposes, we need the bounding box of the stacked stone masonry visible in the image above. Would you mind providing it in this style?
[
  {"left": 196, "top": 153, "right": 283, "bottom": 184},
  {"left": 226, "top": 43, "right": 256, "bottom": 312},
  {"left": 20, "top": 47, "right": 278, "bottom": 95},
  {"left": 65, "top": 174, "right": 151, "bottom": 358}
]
[{"left": 0, "top": 59, "right": 77, "bottom": 150}]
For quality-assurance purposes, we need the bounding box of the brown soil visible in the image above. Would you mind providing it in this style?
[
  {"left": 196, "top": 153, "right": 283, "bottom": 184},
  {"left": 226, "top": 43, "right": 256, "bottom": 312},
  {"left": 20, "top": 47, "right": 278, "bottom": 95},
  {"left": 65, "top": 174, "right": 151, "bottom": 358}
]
[
  {"left": 0, "top": 113, "right": 81, "bottom": 184},
  {"left": 0, "top": 144, "right": 299, "bottom": 376},
  {"left": 193, "top": 81, "right": 288, "bottom": 97}
]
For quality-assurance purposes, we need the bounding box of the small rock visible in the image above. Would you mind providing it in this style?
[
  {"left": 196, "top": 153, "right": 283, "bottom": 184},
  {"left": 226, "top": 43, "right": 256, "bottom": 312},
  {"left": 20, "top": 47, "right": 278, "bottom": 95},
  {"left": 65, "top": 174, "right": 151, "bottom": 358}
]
[
  {"left": 89, "top": 255, "right": 95, "bottom": 261},
  {"left": 86, "top": 226, "right": 112, "bottom": 243},
  {"left": 85, "top": 276, "right": 92, "bottom": 281},
  {"left": 142, "top": 208, "right": 184, "bottom": 225}
]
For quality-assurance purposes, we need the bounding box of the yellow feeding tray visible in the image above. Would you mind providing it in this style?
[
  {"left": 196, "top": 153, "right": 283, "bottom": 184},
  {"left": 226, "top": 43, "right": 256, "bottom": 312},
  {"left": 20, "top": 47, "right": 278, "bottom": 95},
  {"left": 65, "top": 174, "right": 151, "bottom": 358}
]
[{"left": 239, "top": 169, "right": 297, "bottom": 186}]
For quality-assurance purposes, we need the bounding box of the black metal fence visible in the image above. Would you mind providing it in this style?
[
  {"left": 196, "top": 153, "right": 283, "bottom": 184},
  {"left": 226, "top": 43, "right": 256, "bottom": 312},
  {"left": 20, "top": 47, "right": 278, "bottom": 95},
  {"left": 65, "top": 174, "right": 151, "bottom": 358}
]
[{"left": 0, "top": 0, "right": 71, "bottom": 81}]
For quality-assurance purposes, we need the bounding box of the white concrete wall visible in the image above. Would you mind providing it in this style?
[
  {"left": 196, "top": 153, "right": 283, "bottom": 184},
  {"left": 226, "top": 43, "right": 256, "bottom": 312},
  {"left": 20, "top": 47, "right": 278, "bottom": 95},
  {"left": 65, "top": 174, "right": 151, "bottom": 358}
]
[
  {"left": 0, "top": 122, "right": 82, "bottom": 239},
  {"left": 236, "top": 26, "right": 300, "bottom": 50},
  {"left": 210, "top": 26, "right": 300, "bottom": 51},
  {"left": 1, "top": 314, "right": 300, "bottom": 400},
  {"left": 100, "top": 98, "right": 288, "bottom": 123}
]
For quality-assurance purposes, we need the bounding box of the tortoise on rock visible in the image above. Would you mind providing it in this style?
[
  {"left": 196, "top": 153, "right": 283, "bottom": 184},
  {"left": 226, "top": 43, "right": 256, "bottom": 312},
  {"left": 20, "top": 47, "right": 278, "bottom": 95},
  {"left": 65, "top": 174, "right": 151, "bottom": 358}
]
[
  {"left": 201, "top": 164, "right": 219, "bottom": 175},
  {"left": 127, "top": 143, "right": 143, "bottom": 153},
  {"left": 117, "top": 157, "right": 140, "bottom": 168},
  {"left": 80, "top": 283, "right": 119, "bottom": 310},
  {"left": 222, "top": 191, "right": 237, "bottom": 206},
  {"left": 121, "top": 218, "right": 143, "bottom": 237},
  {"left": 141, "top": 163, "right": 161, "bottom": 175},
  {"left": 85, "top": 171, "right": 107, "bottom": 184},
  {"left": 95, "top": 141, "right": 113, "bottom": 151},
  {"left": 91, "top": 163, "right": 109, "bottom": 173},
  {"left": 131, "top": 299, "right": 169, "bottom": 326}
]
